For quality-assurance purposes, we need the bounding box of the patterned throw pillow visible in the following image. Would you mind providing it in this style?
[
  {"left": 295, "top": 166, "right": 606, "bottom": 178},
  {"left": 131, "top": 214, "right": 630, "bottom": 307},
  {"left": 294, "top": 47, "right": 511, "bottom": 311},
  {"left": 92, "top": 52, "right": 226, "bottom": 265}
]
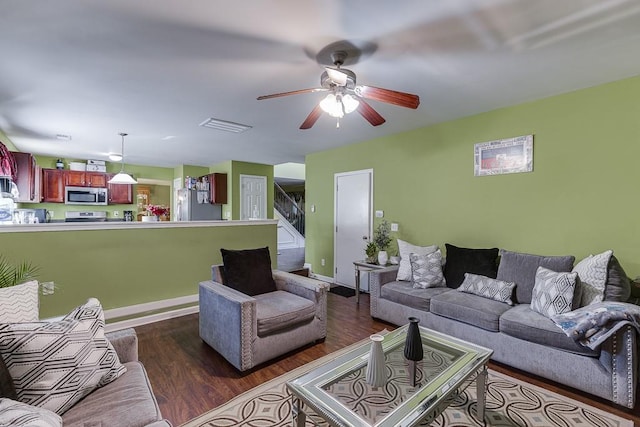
[
  {"left": 0, "top": 298, "right": 126, "bottom": 415},
  {"left": 0, "top": 398, "right": 62, "bottom": 427},
  {"left": 457, "top": 273, "right": 516, "bottom": 305},
  {"left": 573, "top": 250, "right": 613, "bottom": 307},
  {"left": 0, "top": 281, "right": 39, "bottom": 323},
  {"left": 396, "top": 239, "right": 438, "bottom": 281},
  {"left": 531, "top": 267, "right": 578, "bottom": 318},
  {"left": 410, "top": 250, "right": 445, "bottom": 289}
]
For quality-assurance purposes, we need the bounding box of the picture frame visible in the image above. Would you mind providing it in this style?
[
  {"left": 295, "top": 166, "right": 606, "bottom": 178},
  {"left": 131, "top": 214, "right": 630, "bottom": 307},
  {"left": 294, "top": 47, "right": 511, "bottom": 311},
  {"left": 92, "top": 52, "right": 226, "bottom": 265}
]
[{"left": 474, "top": 134, "right": 533, "bottom": 176}]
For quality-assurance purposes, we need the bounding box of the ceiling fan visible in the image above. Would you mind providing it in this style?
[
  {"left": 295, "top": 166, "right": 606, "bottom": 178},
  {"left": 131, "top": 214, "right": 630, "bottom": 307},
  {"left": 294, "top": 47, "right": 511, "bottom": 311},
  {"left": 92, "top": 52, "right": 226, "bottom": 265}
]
[{"left": 257, "top": 50, "right": 420, "bottom": 129}]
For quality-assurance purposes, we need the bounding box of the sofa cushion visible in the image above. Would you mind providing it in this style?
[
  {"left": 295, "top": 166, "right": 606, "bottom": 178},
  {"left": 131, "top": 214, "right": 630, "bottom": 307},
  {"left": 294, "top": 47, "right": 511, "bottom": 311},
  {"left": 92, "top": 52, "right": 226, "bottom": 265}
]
[
  {"left": 430, "top": 291, "right": 511, "bottom": 332},
  {"left": 0, "top": 280, "right": 39, "bottom": 323},
  {"left": 410, "top": 249, "right": 445, "bottom": 289},
  {"left": 0, "top": 398, "right": 62, "bottom": 427},
  {"left": 443, "top": 244, "right": 499, "bottom": 289},
  {"left": 381, "top": 281, "right": 451, "bottom": 311},
  {"left": 496, "top": 250, "right": 575, "bottom": 304},
  {"left": 457, "top": 273, "right": 516, "bottom": 305},
  {"left": 573, "top": 250, "right": 613, "bottom": 307},
  {"left": 530, "top": 267, "right": 578, "bottom": 318},
  {"left": 396, "top": 239, "right": 438, "bottom": 281},
  {"left": 604, "top": 255, "right": 631, "bottom": 302},
  {"left": 221, "top": 247, "right": 277, "bottom": 296},
  {"left": 254, "top": 290, "right": 315, "bottom": 337},
  {"left": 0, "top": 298, "right": 126, "bottom": 415},
  {"left": 499, "top": 304, "right": 598, "bottom": 357},
  {"left": 61, "top": 361, "right": 162, "bottom": 427}
]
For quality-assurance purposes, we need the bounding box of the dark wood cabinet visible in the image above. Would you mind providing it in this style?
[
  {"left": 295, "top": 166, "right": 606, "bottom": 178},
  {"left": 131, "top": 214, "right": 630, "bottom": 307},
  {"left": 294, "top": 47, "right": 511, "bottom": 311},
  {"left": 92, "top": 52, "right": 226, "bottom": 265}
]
[
  {"left": 41, "top": 168, "right": 65, "bottom": 203},
  {"left": 11, "top": 152, "right": 38, "bottom": 202},
  {"left": 65, "top": 170, "right": 108, "bottom": 187},
  {"left": 203, "top": 173, "right": 227, "bottom": 204},
  {"left": 107, "top": 175, "right": 133, "bottom": 204}
]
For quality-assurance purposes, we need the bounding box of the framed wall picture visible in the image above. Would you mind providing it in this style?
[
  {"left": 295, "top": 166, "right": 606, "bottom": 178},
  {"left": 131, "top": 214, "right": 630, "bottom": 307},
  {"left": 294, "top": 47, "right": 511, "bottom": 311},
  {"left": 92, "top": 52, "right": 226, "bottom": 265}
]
[{"left": 474, "top": 135, "right": 533, "bottom": 176}]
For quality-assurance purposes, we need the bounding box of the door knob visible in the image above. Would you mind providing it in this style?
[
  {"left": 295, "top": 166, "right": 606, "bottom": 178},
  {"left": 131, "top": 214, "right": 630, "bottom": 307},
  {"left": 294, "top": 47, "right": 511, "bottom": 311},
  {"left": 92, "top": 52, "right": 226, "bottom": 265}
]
[{"left": 363, "top": 236, "right": 368, "bottom": 240}]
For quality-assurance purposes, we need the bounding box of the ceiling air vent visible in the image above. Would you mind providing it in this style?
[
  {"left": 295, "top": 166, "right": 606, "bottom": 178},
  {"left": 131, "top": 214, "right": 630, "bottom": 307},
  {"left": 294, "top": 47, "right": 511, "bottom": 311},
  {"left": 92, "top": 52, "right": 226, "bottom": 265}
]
[{"left": 199, "top": 118, "right": 252, "bottom": 133}]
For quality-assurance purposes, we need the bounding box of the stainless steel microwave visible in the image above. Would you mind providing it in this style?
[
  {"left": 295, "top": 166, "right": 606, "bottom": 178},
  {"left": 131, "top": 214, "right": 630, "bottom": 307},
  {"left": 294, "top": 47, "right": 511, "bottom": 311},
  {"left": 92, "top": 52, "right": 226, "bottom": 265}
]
[{"left": 65, "top": 186, "right": 108, "bottom": 205}]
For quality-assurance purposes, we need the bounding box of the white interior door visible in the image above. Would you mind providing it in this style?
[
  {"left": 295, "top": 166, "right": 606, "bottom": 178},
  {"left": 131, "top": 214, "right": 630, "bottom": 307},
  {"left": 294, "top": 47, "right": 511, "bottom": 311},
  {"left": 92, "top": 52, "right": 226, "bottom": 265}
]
[
  {"left": 334, "top": 170, "right": 373, "bottom": 288},
  {"left": 240, "top": 175, "right": 267, "bottom": 220}
]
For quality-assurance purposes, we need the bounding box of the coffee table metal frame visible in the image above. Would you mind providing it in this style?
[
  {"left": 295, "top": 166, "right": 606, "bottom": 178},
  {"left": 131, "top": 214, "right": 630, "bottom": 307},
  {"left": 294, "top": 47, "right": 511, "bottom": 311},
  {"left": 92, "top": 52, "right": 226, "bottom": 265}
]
[{"left": 287, "top": 324, "right": 493, "bottom": 427}]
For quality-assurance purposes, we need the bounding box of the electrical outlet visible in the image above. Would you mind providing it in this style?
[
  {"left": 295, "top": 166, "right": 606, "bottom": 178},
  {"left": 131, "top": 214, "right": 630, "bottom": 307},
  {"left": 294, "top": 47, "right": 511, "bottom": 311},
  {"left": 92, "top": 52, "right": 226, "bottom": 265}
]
[
  {"left": 41, "top": 282, "right": 55, "bottom": 295},
  {"left": 113, "top": 210, "right": 119, "bottom": 217},
  {"left": 391, "top": 223, "right": 399, "bottom": 232},
  {"left": 321, "top": 258, "right": 325, "bottom": 266}
]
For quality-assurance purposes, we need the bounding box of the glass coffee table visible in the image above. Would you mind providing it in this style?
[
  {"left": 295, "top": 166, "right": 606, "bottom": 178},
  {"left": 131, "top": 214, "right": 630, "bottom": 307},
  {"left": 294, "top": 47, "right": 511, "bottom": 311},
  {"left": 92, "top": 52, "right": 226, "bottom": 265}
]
[{"left": 287, "top": 324, "right": 493, "bottom": 426}]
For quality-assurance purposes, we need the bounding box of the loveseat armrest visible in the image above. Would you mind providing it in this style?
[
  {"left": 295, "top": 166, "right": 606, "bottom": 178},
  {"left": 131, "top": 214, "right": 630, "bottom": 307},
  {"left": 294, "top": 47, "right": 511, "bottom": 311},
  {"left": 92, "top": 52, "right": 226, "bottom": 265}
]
[
  {"left": 273, "top": 270, "right": 330, "bottom": 303},
  {"left": 106, "top": 328, "right": 138, "bottom": 363},
  {"left": 369, "top": 265, "right": 400, "bottom": 319},
  {"left": 199, "top": 280, "right": 257, "bottom": 371}
]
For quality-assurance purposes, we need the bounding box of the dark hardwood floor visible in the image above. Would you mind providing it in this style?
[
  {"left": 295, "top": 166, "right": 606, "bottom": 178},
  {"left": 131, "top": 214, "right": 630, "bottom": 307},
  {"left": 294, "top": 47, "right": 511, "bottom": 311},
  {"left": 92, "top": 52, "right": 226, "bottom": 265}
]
[{"left": 136, "top": 293, "right": 640, "bottom": 426}]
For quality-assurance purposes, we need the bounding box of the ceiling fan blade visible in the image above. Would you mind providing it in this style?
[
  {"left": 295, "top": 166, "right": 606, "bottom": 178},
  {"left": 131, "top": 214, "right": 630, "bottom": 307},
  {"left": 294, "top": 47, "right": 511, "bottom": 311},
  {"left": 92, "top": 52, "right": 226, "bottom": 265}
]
[
  {"left": 357, "top": 85, "right": 420, "bottom": 109},
  {"left": 325, "top": 67, "right": 348, "bottom": 86},
  {"left": 300, "top": 105, "right": 324, "bottom": 129},
  {"left": 357, "top": 99, "right": 386, "bottom": 126},
  {"left": 257, "top": 88, "right": 326, "bottom": 100}
]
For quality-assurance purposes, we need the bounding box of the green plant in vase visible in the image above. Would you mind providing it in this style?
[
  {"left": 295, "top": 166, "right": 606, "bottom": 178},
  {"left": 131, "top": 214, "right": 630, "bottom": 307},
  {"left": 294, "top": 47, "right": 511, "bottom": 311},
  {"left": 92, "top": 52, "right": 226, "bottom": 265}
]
[
  {"left": 373, "top": 220, "right": 391, "bottom": 265},
  {"left": 0, "top": 255, "right": 39, "bottom": 288},
  {"left": 365, "top": 242, "right": 378, "bottom": 264}
]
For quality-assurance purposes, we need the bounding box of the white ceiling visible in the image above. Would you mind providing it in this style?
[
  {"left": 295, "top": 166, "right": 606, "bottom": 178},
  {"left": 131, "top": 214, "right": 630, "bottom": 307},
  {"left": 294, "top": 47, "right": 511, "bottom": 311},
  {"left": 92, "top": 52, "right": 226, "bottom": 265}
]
[{"left": 1, "top": 0, "right": 639, "bottom": 168}]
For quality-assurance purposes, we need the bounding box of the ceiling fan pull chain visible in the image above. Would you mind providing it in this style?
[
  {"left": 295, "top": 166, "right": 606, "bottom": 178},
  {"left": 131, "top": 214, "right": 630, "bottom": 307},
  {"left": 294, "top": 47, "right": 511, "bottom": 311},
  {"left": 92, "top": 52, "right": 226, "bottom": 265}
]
[{"left": 336, "top": 117, "right": 340, "bottom": 129}]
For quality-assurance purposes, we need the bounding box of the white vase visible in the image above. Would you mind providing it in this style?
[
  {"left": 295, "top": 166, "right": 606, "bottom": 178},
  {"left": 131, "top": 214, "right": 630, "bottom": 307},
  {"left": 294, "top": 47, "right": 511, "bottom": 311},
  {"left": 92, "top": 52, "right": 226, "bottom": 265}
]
[
  {"left": 377, "top": 250, "right": 388, "bottom": 266},
  {"left": 141, "top": 216, "right": 158, "bottom": 222},
  {"left": 365, "top": 334, "right": 386, "bottom": 388}
]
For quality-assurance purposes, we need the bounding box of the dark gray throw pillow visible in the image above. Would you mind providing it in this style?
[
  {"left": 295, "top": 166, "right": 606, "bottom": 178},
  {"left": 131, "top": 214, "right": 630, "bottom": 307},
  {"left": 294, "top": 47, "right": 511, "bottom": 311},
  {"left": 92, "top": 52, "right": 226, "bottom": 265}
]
[
  {"left": 443, "top": 244, "right": 499, "bottom": 289},
  {"left": 221, "top": 247, "right": 277, "bottom": 296},
  {"left": 604, "top": 255, "right": 631, "bottom": 302},
  {"left": 496, "top": 249, "right": 575, "bottom": 304},
  {"left": 0, "top": 355, "right": 17, "bottom": 400}
]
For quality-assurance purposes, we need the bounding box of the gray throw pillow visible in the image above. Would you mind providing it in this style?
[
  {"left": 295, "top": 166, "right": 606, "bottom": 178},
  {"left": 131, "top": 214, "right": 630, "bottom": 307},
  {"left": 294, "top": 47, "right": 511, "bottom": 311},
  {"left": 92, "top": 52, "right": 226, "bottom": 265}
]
[
  {"left": 0, "top": 398, "right": 62, "bottom": 427},
  {"left": 410, "top": 250, "right": 445, "bottom": 289},
  {"left": 497, "top": 250, "right": 575, "bottom": 304},
  {"left": 604, "top": 256, "right": 631, "bottom": 302},
  {"left": 530, "top": 267, "right": 578, "bottom": 318},
  {"left": 396, "top": 239, "right": 438, "bottom": 281},
  {"left": 0, "top": 357, "right": 17, "bottom": 400},
  {"left": 457, "top": 273, "right": 516, "bottom": 305}
]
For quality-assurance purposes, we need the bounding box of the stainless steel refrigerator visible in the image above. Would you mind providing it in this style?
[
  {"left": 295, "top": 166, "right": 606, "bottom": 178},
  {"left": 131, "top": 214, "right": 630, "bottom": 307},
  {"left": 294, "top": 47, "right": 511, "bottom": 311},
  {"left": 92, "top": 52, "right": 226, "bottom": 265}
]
[{"left": 177, "top": 189, "right": 223, "bottom": 221}]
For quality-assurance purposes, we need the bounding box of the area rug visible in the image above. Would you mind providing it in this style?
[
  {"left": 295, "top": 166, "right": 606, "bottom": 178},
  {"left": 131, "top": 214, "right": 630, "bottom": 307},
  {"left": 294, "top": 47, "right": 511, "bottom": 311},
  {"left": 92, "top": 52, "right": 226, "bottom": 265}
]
[
  {"left": 181, "top": 341, "right": 633, "bottom": 427},
  {"left": 329, "top": 285, "right": 356, "bottom": 298}
]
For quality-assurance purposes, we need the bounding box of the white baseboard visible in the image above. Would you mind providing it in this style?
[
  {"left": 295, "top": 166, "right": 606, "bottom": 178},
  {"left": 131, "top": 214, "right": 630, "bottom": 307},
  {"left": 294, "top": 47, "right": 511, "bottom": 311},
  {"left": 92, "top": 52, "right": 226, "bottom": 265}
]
[
  {"left": 103, "top": 294, "right": 198, "bottom": 319},
  {"left": 105, "top": 305, "right": 199, "bottom": 333}
]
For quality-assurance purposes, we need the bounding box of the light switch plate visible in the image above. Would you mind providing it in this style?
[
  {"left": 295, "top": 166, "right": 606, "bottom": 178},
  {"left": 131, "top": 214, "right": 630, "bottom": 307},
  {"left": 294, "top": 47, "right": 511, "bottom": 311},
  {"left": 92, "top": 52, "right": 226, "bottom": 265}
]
[
  {"left": 375, "top": 210, "right": 384, "bottom": 218},
  {"left": 391, "top": 223, "right": 399, "bottom": 232}
]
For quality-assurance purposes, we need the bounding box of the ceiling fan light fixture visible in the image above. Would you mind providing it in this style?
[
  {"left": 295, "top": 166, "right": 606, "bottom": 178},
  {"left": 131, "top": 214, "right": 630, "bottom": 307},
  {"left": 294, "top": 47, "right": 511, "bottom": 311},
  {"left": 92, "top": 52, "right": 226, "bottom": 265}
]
[
  {"left": 342, "top": 94, "right": 359, "bottom": 114},
  {"left": 320, "top": 94, "right": 344, "bottom": 118},
  {"left": 107, "top": 132, "right": 137, "bottom": 185},
  {"left": 108, "top": 153, "right": 123, "bottom": 162}
]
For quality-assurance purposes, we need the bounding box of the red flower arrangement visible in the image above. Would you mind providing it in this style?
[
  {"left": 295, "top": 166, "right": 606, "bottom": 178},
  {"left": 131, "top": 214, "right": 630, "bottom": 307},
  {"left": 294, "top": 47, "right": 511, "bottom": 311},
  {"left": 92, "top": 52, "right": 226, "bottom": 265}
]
[{"left": 145, "top": 204, "right": 169, "bottom": 217}]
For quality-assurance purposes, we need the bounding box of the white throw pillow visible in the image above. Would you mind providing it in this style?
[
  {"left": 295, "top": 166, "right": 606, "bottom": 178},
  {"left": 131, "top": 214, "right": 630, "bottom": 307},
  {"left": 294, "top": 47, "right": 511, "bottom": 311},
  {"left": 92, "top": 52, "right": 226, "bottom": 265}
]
[
  {"left": 410, "top": 249, "right": 446, "bottom": 288},
  {"left": 0, "top": 298, "right": 126, "bottom": 415},
  {"left": 530, "top": 267, "right": 578, "bottom": 318},
  {"left": 396, "top": 239, "right": 438, "bottom": 281},
  {"left": 573, "top": 250, "right": 613, "bottom": 307},
  {"left": 0, "top": 280, "right": 39, "bottom": 323},
  {"left": 0, "top": 398, "right": 62, "bottom": 427}
]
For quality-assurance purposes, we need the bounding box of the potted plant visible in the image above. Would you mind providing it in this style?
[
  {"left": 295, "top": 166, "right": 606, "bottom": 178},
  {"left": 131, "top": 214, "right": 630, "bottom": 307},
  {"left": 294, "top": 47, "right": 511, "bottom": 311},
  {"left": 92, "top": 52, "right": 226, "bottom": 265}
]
[
  {"left": 365, "top": 242, "right": 378, "bottom": 264},
  {"left": 0, "top": 255, "right": 38, "bottom": 288},
  {"left": 373, "top": 220, "right": 392, "bottom": 265}
]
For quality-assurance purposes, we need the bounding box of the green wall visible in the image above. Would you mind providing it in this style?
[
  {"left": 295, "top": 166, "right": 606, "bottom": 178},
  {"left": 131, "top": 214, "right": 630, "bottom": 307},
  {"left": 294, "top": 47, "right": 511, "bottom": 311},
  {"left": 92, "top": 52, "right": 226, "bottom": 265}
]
[
  {"left": 1, "top": 223, "right": 277, "bottom": 318},
  {"left": 306, "top": 75, "right": 640, "bottom": 279}
]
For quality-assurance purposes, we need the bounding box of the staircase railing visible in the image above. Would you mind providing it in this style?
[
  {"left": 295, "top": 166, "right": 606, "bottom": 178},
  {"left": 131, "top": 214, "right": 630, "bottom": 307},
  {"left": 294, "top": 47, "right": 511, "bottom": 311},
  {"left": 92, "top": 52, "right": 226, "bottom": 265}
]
[{"left": 274, "top": 182, "right": 305, "bottom": 236}]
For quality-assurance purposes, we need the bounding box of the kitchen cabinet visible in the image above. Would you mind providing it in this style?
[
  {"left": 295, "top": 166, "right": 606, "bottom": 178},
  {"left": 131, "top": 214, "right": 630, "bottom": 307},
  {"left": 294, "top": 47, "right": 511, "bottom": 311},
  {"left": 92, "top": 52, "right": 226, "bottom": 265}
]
[
  {"left": 11, "top": 152, "right": 39, "bottom": 203},
  {"left": 107, "top": 175, "right": 133, "bottom": 204},
  {"left": 41, "top": 168, "right": 65, "bottom": 203},
  {"left": 65, "top": 170, "right": 108, "bottom": 188},
  {"left": 202, "top": 173, "right": 228, "bottom": 204}
]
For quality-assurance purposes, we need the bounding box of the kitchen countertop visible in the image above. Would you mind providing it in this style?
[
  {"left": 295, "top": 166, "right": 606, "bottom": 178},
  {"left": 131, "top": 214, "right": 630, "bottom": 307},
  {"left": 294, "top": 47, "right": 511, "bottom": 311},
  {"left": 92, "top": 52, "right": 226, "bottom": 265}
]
[{"left": 0, "top": 219, "right": 278, "bottom": 233}]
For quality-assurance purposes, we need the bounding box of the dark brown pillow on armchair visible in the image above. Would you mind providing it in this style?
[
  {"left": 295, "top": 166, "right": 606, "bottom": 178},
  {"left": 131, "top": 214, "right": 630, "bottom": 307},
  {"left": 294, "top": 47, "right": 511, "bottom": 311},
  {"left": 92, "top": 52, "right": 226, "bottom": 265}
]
[
  {"left": 0, "top": 355, "right": 17, "bottom": 400},
  {"left": 221, "top": 247, "right": 277, "bottom": 296}
]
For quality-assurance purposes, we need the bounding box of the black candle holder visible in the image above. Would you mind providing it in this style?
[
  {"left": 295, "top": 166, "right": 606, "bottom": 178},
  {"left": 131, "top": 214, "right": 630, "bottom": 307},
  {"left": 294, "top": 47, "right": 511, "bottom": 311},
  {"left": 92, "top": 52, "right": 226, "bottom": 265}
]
[{"left": 404, "top": 317, "right": 423, "bottom": 386}]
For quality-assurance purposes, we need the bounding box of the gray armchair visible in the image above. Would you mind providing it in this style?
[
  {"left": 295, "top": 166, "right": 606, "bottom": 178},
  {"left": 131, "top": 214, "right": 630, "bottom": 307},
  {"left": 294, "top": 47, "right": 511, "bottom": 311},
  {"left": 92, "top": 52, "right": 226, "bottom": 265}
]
[{"left": 199, "top": 265, "right": 329, "bottom": 371}]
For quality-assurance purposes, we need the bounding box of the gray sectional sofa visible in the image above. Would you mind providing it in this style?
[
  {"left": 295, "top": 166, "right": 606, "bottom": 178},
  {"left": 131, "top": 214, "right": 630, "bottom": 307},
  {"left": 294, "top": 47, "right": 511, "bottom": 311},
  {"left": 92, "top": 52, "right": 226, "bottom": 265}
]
[{"left": 369, "top": 250, "right": 638, "bottom": 408}]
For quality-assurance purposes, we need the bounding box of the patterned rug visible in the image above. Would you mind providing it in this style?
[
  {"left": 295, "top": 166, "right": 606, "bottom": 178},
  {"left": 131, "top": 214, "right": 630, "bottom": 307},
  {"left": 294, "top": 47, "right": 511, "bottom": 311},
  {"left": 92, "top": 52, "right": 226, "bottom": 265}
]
[{"left": 181, "top": 343, "right": 633, "bottom": 427}]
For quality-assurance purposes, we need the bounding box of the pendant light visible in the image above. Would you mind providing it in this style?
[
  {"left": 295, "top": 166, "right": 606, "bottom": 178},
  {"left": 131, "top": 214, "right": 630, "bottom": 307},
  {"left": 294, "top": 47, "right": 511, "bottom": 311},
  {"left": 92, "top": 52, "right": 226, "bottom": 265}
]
[{"left": 108, "top": 132, "right": 137, "bottom": 184}]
